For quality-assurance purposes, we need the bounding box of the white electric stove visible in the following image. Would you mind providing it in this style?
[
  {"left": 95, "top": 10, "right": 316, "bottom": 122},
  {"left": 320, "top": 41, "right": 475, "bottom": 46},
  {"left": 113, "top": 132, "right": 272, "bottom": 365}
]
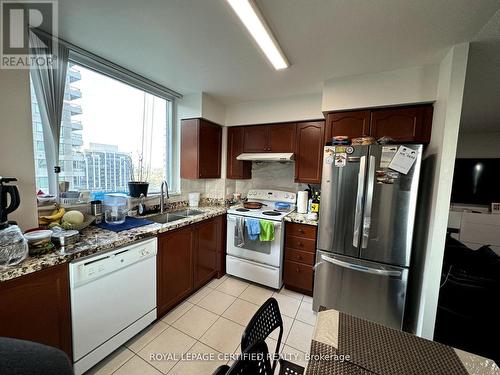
[{"left": 226, "top": 189, "right": 296, "bottom": 289}]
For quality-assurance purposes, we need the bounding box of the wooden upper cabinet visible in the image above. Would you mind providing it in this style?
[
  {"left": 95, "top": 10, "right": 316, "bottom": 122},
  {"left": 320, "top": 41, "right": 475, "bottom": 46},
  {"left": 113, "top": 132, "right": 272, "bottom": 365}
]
[
  {"left": 295, "top": 121, "right": 325, "bottom": 184},
  {"left": 157, "top": 226, "right": 194, "bottom": 317},
  {"left": 242, "top": 123, "right": 296, "bottom": 153},
  {"left": 325, "top": 105, "right": 433, "bottom": 143},
  {"left": 370, "top": 105, "right": 433, "bottom": 143},
  {"left": 0, "top": 264, "right": 72, "bottom": 358},
  {"left": 268, "top": 123, "right": 296, "bottom": 152},
  {"left": 243, "top": 125, "right": 269, "bottom": 152},
  {"left": 325, "top": 110, "right": 371, "bottom": 141},
  {"left": 181, "top": 118, "right": 222, "bottom": 179},
  {"left": 227, "top": 127, "right": 251, "bottom": 179}
]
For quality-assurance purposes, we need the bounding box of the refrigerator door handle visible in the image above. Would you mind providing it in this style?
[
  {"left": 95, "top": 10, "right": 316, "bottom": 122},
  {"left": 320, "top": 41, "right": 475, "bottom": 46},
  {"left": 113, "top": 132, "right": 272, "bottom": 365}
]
[
  {"left": 320, "top": 254, "right": 402, "bottom": 277},
  {"left": 352, "top": 155, "right": 366, "bottom": 247},
  {"left": 361, "top": 155, "right": 376, "bottom": 249}
]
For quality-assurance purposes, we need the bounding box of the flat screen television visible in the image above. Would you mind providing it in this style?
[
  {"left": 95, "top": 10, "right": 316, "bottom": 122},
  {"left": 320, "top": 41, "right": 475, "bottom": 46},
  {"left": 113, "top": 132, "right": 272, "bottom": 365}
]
[{"left": 451, "top": 158, "right": 500, "bottom": 205}]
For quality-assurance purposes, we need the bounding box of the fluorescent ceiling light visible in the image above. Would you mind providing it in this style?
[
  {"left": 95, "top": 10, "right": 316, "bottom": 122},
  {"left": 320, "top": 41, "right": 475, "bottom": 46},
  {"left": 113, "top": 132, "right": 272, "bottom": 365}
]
[{"left": 226, "top": 0, "right": 289, "bottom": 70}]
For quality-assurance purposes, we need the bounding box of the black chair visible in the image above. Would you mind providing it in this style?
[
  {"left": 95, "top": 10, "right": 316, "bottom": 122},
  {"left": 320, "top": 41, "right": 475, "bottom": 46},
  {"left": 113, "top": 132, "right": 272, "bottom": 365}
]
[
  {"left": 0, "top": 337, "right": 74, "bottom": 375},
  {"left": 241, "top": 297, "right": 305, "bottom": 375},
  {"left": 212, "top": 340, "right": 273, "bottom": 375}
]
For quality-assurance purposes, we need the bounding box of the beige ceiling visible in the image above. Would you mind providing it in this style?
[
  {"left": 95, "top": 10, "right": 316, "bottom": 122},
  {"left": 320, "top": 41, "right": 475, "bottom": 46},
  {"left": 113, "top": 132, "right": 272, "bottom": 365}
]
[{"left": 55, "top": 0, "right": 500, "bottom": 104}]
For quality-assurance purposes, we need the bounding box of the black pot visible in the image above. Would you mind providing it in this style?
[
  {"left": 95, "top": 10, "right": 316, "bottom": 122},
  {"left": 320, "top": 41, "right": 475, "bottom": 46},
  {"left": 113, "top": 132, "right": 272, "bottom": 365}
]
[{"left": 128, "top": 182, "right": 149, "bottom": 198}]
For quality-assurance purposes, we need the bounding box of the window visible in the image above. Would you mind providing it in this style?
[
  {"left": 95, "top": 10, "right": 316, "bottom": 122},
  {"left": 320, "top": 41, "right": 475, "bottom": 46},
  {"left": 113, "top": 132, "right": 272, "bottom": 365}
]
[{"left": 31, "top": 61, "right": 176, "bottom": 196}]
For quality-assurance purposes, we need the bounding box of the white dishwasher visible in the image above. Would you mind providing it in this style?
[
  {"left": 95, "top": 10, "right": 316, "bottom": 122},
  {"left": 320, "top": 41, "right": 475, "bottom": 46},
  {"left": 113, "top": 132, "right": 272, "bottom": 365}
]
[{"left": 70, "top": 238, "right": 157, "bottom": 375}]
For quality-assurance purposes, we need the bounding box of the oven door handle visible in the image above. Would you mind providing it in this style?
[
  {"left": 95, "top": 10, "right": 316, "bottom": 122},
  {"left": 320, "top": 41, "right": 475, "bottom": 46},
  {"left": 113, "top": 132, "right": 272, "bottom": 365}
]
[{"left": 227, "top": 215, "right": 282, "bottom": 227}]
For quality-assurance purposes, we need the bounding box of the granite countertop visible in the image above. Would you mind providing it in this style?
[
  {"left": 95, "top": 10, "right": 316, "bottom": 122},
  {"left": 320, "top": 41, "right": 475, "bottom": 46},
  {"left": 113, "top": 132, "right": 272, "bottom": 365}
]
[
  {"left": 0, "top": 206, "right": 227, "bottom": 283},
  {"left": 284, "top": 211, "right": 319, "bottom": 226}
]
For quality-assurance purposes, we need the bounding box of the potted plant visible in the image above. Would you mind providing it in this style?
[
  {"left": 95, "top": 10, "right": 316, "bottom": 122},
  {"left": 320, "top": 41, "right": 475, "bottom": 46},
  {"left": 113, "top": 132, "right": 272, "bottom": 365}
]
[{"left": 128, "top": 153, "right": 149, "bottom": 197}]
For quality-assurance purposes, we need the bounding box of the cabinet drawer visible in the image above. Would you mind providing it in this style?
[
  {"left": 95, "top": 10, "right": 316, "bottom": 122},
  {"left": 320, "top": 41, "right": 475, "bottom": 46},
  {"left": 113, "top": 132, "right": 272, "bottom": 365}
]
[
  {"left": 286, "top": 222, "right": 317, "bottom": 239},
  {"left": 285, "top": 235, "right": 316, "bottom": 253},
  {"left": 283, "top": 260, "right": 313, "bottom": 293},
  {"left": 285, "top": 248, "right": 315, "bottom": 266}
]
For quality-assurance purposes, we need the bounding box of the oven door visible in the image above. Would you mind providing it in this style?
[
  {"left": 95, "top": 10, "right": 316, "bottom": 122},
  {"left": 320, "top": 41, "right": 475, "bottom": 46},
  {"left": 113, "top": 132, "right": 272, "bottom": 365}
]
[{"left": 226, "top": 214, "right": 283, "bottom": 267}]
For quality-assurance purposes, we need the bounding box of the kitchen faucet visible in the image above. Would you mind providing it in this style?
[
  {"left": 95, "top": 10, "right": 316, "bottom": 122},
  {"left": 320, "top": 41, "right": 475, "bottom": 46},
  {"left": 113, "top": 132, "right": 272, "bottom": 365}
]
[{"left": 160, "top": 181, "right": 169, "bottom": 213}]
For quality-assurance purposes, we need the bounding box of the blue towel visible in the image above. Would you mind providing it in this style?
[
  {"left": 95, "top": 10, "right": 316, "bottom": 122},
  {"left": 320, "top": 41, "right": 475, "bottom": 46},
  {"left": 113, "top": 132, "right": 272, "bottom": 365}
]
[{"left": 245, "top": 218, "right": 261, "bottom": 240}]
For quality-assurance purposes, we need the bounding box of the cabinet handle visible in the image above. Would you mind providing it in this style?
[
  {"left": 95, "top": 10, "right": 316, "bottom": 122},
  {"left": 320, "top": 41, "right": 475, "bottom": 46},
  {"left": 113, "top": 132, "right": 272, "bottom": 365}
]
[
  {"left": 299, "top": 229, "right": 305, "bottom": 234},
  {"left": 298, "top": 242, "right": 303, "bottom": 247},
  {"left": 296, "top": 266, "right": 300, "bottom": 273},
  {"left": 296, "top": 255, "right": 302, "bottom": 260}
]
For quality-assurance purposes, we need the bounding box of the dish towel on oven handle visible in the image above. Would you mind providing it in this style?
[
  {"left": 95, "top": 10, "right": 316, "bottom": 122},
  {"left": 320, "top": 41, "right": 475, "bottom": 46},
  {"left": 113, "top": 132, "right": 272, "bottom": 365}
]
[
  {"left": 259, "top": 220, "right": 275, "bottom": 241},
  {"left": 234, "top": 216, "right": 245, "bottom": 247},
  {"left": 245, "top": 218, "right": 261, "bottom": 240}
]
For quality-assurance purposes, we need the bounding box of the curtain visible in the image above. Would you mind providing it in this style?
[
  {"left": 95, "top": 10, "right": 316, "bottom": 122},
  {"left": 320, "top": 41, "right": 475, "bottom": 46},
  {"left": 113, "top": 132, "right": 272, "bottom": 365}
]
[{"left": 29, "top": 29, "right": 69, "bottom": 196}]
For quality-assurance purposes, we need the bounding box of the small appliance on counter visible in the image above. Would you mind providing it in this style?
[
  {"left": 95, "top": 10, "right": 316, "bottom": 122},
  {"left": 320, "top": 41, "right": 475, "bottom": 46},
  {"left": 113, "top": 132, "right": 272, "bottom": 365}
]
[
  {"left": 0, "top": 177, "right": 28, "bottom": 267},
  {"left": 103, "top": 194, "right": 128, "bottom": 225}
]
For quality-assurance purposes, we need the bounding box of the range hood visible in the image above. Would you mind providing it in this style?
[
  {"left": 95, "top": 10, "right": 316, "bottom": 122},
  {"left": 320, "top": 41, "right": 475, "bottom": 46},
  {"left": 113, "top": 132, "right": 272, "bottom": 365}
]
[{"left": 236, "top": 153, "right": 294, "bottom": 162}]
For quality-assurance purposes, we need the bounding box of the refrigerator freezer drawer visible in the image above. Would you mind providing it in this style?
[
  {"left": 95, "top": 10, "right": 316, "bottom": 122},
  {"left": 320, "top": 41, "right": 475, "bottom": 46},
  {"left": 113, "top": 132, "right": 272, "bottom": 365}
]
[{"left": 313, "top": 251, "right": 408, "bottom": 330}]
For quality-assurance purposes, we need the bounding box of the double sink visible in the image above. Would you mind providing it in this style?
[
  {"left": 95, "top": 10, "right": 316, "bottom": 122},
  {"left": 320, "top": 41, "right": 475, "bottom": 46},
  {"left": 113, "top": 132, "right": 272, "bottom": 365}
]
[{"left": 148, "top": 209, "right": 204, "bottom": 224}]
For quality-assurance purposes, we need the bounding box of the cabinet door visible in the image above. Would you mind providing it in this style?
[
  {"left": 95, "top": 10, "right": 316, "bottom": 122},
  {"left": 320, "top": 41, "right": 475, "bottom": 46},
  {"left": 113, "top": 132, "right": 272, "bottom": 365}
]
[
  {"left": 283, "top": 260, "right": 314, "bottom": 295},
  {"left": 243, "top": 125, "right": 269, "bottom": 152},
  {"left": 194, "top": 218, "right": 219, "bottom": 289},
  {"left": 295, "top": 121, "right": 325, "bottom": 184},
  {"left": 0, "top": 264, "right": 72, "bottom": 358},
  {"left": 227, "top": 127, "right": 251, "bottom": 179},
  {"left": 325, "top": 110, "right": 371, "bottom": 141},
  {"left": 370, "top": 105, "right": 433, "bottom": 143},
  {"left": 157, "top": 226, "right": 194, "bottom": 317},
  {"left": 199, "top": 120, "right": 222, "bottom": 178},
  {"left": 268, "top": 123, "right": 296, "bottom": 152}
]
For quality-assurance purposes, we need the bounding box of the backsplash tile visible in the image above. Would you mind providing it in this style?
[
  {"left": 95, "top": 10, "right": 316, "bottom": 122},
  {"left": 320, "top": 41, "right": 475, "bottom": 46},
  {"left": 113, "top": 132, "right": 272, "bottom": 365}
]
[{"left": 235, "top": 162, "right": 308, "bottom": 196}]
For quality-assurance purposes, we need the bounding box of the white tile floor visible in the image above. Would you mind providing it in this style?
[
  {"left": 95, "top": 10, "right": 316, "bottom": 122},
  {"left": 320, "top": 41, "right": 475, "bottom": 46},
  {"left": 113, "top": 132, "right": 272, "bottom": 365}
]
[{"left": 85, "top": 275, "right": 316, "bottom": 374}]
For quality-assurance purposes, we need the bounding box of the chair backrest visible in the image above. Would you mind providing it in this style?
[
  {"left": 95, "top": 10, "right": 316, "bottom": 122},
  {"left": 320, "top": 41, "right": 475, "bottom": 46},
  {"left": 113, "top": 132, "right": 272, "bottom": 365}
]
[
  {"left": 241, "top": 297, "right": 283, "bottom": 371},
  {"left": 226, "top": 340, "right": 273, "bottom": 375},
  {"left": 0, "top": 337, "right": 74, "bottom": 375}
]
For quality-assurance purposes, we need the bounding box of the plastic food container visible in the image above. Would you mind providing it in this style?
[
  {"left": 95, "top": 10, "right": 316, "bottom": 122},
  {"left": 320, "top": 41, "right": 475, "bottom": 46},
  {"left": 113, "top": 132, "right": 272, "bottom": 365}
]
[
  {"left": 103, "top": 194, "right": 128, "bottom": 225},
  {"left": 23, "top": 229, "right": 54, "bottom": 256},
  {"left": 274, "top": 202, "right": 291, "bottom": 211},
  {"left": 51, "top": 229, "right": 80, "bottom": 247}
]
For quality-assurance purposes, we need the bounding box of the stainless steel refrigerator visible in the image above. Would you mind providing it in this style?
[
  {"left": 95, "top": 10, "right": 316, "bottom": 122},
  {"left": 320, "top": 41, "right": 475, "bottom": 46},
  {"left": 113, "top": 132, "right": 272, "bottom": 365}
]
[{"left": 313, "top": 144, "right": 423, "bottom": 330}]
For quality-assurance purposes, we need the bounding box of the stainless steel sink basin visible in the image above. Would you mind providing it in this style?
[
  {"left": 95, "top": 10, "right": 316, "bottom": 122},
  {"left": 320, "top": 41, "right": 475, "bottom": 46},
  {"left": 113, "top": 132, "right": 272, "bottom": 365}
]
[
  {"left": 173, "top": 209, "right": 204, "bottom": 216},
  {"left": 148, "top": 213, "right": 186, "bottom": 224}
]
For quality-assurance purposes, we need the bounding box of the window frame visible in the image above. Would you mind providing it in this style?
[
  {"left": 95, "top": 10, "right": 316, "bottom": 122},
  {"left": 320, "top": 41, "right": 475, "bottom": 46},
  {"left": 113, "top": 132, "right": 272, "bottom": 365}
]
[{"left": 43, "top": 50, "right": 180, "bottom": 195}]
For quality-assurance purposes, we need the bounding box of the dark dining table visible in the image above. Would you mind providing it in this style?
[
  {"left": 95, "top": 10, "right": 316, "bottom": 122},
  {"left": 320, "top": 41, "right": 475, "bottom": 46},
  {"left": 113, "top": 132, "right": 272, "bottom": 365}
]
[{"left": 305, "top": 308, "right": 499, "bottom": 375}]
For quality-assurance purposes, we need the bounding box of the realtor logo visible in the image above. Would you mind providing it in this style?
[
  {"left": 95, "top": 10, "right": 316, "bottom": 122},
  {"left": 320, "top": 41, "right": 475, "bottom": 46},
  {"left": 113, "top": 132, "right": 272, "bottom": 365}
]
[{"left": 1, "top": 0, "right": 58, "bottom": 69}]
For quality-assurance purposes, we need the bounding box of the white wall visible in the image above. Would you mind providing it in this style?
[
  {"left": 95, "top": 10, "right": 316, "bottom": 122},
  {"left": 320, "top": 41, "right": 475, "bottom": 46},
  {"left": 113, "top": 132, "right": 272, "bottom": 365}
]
[
  {"left": 456, "top": 131, "right": 500, "bottom": 158},
  {"left": 322, "top": 65, "right": 439, "bottom": 112},
  {"left": 202, "top": 93, "right": 225, "bottom": 125},
  {"left": 225, "top": 93, "right": 323, "bottom": 126},
  {"left": 408, "top": 43, "right": 470, "bottom": 339},
  {"left": 0, "top": 69, "right": 38, "bottom": 230}
]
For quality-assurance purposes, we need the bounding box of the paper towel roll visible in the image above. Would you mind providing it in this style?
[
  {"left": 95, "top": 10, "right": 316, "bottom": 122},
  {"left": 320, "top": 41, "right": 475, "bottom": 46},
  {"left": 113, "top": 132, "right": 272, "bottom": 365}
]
[{"left": 297, "top": 191, "right": 308, "bottom": 214}]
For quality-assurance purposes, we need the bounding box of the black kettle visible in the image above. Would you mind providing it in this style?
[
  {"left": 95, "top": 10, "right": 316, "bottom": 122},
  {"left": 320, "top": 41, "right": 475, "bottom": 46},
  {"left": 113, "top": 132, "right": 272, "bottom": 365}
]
[{"left": 0, "top": 177, "right": 20, "bottom": 229}]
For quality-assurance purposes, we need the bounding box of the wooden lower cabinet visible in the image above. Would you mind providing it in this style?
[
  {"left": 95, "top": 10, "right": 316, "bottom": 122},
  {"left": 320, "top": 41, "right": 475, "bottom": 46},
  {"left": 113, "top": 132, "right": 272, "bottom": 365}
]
[
  {"left": 283, "top": 222, "right": 317, "bottom": 296},
  {"left": 0, "top": 263, "right": 72, "bottom": 358},
  {"left": 157, "top": 215, "right": 225, "bottom": 318},
  {"left": 283, "top": 260, "right": 314, "bottom": 294},
  {"left": 157, "top": 225, "right": 194, "bottom": 317},
  {"left": 194, "top": 216, "right": 221, "bottom": 289}
]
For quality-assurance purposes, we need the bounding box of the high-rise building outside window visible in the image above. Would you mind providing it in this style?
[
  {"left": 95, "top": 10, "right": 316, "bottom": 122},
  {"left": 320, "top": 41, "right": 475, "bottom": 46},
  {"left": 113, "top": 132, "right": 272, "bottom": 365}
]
[{"left": 31, "top": 62, "right": 173, "bottom": 196}]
